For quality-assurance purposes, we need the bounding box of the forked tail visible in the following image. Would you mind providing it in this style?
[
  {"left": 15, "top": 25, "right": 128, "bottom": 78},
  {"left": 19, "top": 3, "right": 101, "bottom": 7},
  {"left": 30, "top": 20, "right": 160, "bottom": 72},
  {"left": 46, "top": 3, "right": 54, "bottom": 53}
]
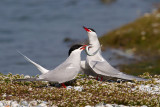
[{"left": 17, "top": 50, "right": 49, "bottom": 74}]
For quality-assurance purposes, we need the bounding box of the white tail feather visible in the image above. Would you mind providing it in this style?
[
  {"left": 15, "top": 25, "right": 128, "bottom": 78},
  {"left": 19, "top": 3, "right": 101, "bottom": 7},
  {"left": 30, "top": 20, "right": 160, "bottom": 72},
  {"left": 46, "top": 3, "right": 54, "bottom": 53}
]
[{"left": 17, "top": 50, "right": 49, "bottom": 74}]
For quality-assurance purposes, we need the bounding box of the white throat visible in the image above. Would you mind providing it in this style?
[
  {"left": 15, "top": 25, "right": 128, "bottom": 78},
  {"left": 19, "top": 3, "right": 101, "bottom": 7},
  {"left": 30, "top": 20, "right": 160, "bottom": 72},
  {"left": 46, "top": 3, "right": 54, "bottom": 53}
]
[
  {"left": 88, "top": 32, "right": 101, "bottom": 53},
  {"left": 67, "top": 49, "right": 82, "bottom": 64}
]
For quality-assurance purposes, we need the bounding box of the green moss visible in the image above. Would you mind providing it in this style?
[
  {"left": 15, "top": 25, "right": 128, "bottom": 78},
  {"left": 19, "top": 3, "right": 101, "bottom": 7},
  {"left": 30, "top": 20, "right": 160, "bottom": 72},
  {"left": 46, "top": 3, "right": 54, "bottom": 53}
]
[
  {"left": 120, "top": 59, "right": 160, "bottom": 76},
  {"left": 99, "top": 10, "right": 160, "bottom": 56}
]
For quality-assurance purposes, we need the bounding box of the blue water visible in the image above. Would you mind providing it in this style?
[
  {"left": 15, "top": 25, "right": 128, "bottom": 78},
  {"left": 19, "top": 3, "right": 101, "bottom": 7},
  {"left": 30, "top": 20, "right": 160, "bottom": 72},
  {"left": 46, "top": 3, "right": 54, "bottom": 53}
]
[{"left": 0, "top": 0, "right": 159, "bottom": 75}]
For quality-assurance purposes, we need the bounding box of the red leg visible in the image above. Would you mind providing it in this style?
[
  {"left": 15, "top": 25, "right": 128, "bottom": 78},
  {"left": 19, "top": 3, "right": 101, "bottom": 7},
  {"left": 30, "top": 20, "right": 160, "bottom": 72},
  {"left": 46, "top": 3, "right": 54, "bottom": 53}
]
[
  {"left": 61, "top": 83, "right": 66, "bottom": 88},
  {"left": 96, "top": 75, "right": 98, "bottom": 80},
  {"left": 101, "top": 77, "right": 103, "bottom": 81}
]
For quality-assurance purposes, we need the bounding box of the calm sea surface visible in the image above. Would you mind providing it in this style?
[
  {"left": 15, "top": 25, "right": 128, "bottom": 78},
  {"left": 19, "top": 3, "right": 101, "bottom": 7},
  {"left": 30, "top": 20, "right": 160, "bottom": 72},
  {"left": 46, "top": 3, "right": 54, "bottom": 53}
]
[{"left": 0, "top": 0, "right": 159, "bottom": 75}]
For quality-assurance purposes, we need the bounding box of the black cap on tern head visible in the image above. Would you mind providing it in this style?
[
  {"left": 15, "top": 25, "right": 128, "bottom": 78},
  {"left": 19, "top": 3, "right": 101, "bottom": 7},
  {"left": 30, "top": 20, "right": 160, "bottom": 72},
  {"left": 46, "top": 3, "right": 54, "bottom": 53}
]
[
  {"left": 83, "top": 26, "right": 96, "bottom": 32},
  {"left": 68, "top": 44, "right": 83, "bottom": 56},
  {"left": 88, "top": 28, "right": 96, "bottom": 32}
]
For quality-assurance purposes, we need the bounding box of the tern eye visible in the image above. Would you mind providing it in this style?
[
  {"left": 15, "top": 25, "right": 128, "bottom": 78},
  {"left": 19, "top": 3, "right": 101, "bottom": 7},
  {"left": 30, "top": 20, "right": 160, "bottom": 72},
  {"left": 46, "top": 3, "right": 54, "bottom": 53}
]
[{"left": 88, "top": 28, "right": 96, "bottom": 32}]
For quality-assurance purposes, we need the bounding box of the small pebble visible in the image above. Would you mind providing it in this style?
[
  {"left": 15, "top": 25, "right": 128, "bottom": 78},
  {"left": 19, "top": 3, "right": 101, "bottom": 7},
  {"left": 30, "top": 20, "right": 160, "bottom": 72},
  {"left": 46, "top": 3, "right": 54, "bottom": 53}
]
[
  {"left": 0, "top": 101, "right": 4, "bottom": 107},
  {"left": 20, "top": 100, "right": 28, "bottom": 106},
  {"left": 37, "top": 103, "right": 47, "bottom": 107},
  {"left": 74, "top": 86, "right": 83, "bottom": 91},
  {"left": 105, "top": 104, "right": 113, "bottom": 107},
  {"left": 67, "top": 86, "right": 73, "bottom": 90},
  {"left": 29, "top": 100, "right": 37, "bottom": 106},
  {"left": 11, "top": 101, "right": 20, "bottom": 107},
  {"left": 85, "top": 105, "right": 92, "bottom": 107},
  {"left": 2, "top": 93, "right": 7, "bottom": 97},
  {"left": 3, "top": 100, "right": 11, "bottom": 106}
]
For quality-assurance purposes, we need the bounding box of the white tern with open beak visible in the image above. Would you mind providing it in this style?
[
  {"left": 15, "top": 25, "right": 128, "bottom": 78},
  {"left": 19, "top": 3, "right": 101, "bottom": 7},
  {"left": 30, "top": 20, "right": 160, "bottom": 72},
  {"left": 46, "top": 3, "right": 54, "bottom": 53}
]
[
  {"left": 17, "top": 44, "right": 87, "bottom": 85},
  {"left": 82, "top": 26, "right": 146, "bottom": 81}
]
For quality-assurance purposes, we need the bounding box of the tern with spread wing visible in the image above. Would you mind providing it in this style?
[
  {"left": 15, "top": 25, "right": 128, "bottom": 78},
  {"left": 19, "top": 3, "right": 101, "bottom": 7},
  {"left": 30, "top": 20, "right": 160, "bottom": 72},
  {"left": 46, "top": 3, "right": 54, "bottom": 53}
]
[
  {"left": 82, "top": 26, "right": 146, "bottom": 81},
  {"left": 17, "top": 44, "right": 87, "bottom": 87}
]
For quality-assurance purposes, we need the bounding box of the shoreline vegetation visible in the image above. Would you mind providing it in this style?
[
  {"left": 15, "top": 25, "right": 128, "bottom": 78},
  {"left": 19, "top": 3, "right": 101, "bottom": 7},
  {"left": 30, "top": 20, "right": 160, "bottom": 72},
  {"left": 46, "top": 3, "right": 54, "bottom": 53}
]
[
  {"left": 99, "top": 9, "right": 160, "bottom": 76},
  {"left": 0, "top": 73, "right": 160, "bottom": 107}
]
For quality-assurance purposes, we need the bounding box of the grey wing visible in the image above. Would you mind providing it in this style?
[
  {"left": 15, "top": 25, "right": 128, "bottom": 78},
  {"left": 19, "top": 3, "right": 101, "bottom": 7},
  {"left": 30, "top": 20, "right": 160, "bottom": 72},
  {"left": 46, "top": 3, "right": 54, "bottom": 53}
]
[
  {"left": 89, "top": 60, "right": 147, "bottom": 81},
  {"left": 89, "top": 60, "right": 121, "bottom": 76},
  {"left": 39, "top": 63, "right": 79, "bottom": 83}
]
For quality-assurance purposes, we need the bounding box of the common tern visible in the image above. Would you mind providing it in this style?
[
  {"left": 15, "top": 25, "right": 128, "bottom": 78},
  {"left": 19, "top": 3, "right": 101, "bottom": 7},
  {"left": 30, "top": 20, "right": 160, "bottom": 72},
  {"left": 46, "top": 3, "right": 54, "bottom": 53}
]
[
  {"left": 83, "top": 26, "right": 146, "bottom": 81},
  {"left": 17, "top": 44, "right": 88, "bottom": 87}
]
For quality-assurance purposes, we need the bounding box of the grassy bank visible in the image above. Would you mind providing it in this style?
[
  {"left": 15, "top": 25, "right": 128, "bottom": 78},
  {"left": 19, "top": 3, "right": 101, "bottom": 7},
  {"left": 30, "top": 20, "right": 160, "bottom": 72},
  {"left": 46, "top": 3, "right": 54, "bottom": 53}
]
[{"left": 99, "top": 9, "right": 160, "bottom": 75}]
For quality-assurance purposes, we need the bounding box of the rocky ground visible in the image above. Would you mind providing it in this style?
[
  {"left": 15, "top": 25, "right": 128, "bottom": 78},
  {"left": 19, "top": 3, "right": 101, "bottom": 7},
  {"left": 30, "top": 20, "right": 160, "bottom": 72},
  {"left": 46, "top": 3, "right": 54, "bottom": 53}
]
[{"left": 0, "top": 73, "right": 160, "bottom": 107}]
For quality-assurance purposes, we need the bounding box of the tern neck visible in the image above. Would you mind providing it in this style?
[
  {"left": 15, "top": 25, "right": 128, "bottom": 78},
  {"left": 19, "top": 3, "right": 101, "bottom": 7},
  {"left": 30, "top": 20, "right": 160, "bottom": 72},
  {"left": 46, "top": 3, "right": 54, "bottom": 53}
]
[
  {"left": 67, "top": 50, "right": 81, "bottom": 64},
  {"left": 89, "top": 36, "right": 100, "bottom": 45},
  {"left": 88, "top": 33, "right": 99, "bottom": 45},
  {"left": 88, "top": 33, "right": 101, "bottom": 55}
]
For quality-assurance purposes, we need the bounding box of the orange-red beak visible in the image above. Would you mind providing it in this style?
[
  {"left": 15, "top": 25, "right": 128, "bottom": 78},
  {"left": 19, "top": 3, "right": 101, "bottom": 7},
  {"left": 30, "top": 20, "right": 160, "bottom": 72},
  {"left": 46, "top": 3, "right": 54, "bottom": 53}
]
[
  {"left": 83, "top": 26, "right": 91, "bottom": 32},
  {"left": 80, "top": 45, "right": 88, "bottom": 50}
]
